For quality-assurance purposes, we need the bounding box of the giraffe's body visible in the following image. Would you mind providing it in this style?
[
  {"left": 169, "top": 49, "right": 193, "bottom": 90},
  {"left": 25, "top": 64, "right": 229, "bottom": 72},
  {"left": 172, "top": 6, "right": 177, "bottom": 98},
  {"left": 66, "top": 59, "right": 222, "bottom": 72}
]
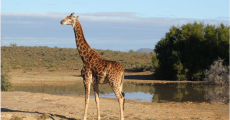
[{"left": 61, "top": 13, "right": 125, "bottom": 120}]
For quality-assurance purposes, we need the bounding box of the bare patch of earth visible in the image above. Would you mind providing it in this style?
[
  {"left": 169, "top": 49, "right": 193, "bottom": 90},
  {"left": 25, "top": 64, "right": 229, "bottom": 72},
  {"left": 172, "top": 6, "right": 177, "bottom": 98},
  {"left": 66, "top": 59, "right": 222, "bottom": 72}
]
[{"left": 1, "top": 92, "right": 228, "bottom": 120}]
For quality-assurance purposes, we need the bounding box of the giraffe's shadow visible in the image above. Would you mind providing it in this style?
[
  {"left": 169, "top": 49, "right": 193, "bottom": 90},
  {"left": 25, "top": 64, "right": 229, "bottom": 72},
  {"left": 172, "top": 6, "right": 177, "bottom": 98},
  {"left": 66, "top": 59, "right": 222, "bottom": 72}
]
[{"left": 1, "top": 108, "right": 79, "bottom": 120}]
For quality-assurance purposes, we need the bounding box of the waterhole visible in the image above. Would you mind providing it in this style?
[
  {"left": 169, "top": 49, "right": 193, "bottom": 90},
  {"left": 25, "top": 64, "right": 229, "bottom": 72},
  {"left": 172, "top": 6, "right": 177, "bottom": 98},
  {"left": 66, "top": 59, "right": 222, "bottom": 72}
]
[{"left": 11, "top": 83, "right": 229, "bottom": 103}]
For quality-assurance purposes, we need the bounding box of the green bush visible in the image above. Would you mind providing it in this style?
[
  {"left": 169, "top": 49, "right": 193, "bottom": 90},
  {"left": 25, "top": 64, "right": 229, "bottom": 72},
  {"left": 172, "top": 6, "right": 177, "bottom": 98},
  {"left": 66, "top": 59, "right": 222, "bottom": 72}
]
[
  {"left": 129, "top": 49, "right": 134, "bottom": 53},
  {"left": 15, "top": 65, "right": 22, "bottom": 69},
  {"left": 154, "top": 22, "right": 229, "bottom": 81},
  {"left": 1, "top": 61, "right": 12, "bottom": 91},
  {"left": 50, "top": 68, "right": 57, "bottom": 72}
]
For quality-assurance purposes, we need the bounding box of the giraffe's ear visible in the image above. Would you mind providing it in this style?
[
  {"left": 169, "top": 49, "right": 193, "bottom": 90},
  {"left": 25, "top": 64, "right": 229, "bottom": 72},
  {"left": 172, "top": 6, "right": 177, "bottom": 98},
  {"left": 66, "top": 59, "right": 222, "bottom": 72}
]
[
  {"left": 70, "top": 13, "right": 74, "bottom": 17},
  {"left": 76, "top": 16, "right": 80, "bottom": 19}
]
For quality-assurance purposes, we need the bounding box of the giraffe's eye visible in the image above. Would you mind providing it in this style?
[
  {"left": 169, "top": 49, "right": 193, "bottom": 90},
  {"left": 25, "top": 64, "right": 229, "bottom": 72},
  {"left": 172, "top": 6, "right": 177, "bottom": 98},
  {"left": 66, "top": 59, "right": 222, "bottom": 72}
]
[{"left": 69, "top": 18, "right": 72, "bottom": 20}]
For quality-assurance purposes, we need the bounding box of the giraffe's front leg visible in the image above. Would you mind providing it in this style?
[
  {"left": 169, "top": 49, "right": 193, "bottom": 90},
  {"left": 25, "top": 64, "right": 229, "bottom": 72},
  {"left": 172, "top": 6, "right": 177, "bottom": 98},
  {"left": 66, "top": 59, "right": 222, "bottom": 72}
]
[
  {"left": 93, "top": 84, "right": 100, "bottom": 120},
  {"left": 83, "top": 73, "right": 92, "bottom": 120}
]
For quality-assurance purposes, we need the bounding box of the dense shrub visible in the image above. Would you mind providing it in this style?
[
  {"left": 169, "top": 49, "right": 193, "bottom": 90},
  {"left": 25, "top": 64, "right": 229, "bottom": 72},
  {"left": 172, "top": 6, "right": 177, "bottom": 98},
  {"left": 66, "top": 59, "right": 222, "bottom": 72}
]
[
  {"left": 204, "top": 58, "right": 229, "bottom": 85},
  {"left": 1, "top": 60, "right": 12, "bottom": 91},
  {"left": 154, "top": 22, "right": 229, "bottom": 81}
]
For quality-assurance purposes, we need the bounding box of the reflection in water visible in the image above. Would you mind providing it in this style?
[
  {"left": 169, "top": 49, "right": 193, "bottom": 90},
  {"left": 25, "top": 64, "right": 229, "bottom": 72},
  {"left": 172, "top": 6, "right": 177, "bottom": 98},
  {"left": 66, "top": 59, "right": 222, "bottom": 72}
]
[
  {"left": 11, "top": 83, "right": 229, "bottom": 103},
  {"left": 204, "top": 85, "right": 229, "bottom": 104},
  {"left": 153, "top": 84, "right": 206, "bottom": 102},
  {"left": 153, "top": 84, "right": 229, "bottom": 103},
  {"left": 12, "top": 84, "right": 86, "bottom": 95}
]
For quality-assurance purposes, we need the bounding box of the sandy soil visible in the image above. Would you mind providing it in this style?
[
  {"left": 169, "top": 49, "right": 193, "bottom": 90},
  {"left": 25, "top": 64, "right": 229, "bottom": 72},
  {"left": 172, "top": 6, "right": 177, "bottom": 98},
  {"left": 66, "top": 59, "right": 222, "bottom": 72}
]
[
  {"left": 2, "top": 91, "right": 229, "bottom": 120},
  {"left": 1, "top": 68, "right": 229, "bottom": 120}
]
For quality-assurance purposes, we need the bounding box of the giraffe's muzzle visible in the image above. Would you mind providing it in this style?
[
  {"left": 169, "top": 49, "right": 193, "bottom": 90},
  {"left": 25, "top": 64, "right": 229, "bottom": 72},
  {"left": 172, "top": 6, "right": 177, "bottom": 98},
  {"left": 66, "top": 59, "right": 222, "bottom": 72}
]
[{"left": 60, "top": 21, "right": 64, "bottom": 25}]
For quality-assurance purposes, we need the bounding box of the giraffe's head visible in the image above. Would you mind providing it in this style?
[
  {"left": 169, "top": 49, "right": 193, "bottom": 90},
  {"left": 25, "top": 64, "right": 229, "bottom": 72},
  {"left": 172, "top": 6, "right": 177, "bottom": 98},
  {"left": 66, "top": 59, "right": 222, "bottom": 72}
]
[{"left": 60, "top": 13, "right": 79, "bottom": 25}]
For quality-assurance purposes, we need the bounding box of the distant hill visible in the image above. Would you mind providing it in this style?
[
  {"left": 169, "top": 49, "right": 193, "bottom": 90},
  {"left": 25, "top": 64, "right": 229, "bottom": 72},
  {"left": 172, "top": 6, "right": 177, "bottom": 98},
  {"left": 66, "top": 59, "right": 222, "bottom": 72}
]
[{"left": 135, "top": 48, "right": 154, "bottom": 53}]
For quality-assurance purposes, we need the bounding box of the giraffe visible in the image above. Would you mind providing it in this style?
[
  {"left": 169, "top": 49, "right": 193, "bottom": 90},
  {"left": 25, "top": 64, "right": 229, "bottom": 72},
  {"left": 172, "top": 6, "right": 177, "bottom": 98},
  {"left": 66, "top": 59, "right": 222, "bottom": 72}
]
[{"left": 60, "top": 13, "right": 125, "bottom": 120}]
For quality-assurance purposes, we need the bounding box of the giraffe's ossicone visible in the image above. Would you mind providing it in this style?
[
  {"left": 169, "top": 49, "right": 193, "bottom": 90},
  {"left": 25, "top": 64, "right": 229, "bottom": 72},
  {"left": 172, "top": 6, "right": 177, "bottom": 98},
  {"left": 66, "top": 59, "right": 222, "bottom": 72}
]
[{"left": 61, "top": 13, "right": 125, "bottom": 120}]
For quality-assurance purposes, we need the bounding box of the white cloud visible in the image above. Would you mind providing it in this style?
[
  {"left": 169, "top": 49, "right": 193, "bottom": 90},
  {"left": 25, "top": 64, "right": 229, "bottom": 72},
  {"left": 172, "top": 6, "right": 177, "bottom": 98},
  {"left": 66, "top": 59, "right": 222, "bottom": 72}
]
[
  {"left": 3, "top": 12, "right": 228, "bottom": 25},
  {"left": 2, "top": 12, "right": 136, "bottom": 17},
  {"left": 1, "top": 12, "right": 229, "bottom": 50},
  {"left": 87, "top": 38, "right": 158, "bottom": 44},
  {"left": 1, "top": 12, "right": 68, "bottom": 19},
  {"left": 80, "top": 12, "right": 137, "bottom": 17},
  {"left": 1, "top": 21, "right": 43, "bottom": 24},
  {"left": 1, "top": 37, "right": 72, "bottom": 45}
]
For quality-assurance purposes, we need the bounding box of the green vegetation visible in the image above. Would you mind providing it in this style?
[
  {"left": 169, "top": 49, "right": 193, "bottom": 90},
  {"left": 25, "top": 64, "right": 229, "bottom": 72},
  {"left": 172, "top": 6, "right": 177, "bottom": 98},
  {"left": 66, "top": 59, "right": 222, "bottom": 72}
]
[
  {"left": 1, "top": 46, "right": 153, "bottom": 72},
  {"left": 1, "top": 60, "right": 12, "bottom": 91},
  {"left": 154, "top": 22, "right": 229, "bottom": 81},
  {"left": 129, "top": 49, "right": 134, "bottom": 53},
  {"left": 152, "top": 53, "right": 159, "bottom": 71}
]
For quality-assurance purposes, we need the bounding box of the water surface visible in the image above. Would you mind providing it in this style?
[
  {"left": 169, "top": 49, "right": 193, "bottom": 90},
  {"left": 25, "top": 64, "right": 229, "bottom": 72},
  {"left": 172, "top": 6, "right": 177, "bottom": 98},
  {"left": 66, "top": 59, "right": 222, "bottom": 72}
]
[{"left": 11, "top": 83, "right": 229, "bottom": 103}]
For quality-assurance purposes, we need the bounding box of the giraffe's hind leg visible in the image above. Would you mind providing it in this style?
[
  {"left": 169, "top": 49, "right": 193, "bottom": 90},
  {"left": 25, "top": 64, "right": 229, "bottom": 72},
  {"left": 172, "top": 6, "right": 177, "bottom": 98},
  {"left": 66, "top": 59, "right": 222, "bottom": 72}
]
[{"left": 109, "top": 79, "right": 124, "bottom": 120}]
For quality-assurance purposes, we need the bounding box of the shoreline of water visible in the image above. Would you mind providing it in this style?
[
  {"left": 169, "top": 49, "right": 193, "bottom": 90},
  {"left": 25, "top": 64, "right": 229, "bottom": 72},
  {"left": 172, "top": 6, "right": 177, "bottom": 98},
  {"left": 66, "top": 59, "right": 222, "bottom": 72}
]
[{"left": 10, "top": 83, "right": 229, "bottom": 104}]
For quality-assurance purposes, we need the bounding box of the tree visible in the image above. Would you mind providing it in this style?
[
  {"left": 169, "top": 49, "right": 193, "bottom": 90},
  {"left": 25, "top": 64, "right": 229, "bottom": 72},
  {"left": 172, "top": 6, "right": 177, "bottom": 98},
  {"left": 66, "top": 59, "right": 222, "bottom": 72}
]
[
  {"left": 154, "top": 22, "right": 229, "bottom": 81},
  {"left": 129, "top": 49, "right": 134, "bottom": 53}
]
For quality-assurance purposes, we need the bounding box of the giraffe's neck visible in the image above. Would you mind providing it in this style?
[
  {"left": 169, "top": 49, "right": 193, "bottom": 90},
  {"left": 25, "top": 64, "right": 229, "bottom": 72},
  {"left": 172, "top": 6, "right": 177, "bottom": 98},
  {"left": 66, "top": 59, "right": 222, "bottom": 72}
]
[{"left": 73, "top": 20, "right": 91, "bottom": 63}]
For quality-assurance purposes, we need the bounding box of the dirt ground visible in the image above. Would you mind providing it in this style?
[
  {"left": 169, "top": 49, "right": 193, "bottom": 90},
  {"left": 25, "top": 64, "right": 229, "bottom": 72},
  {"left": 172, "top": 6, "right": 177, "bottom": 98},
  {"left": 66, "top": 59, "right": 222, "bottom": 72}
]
[{"left": 1, "top": 68, "right": 229, "bottom": 120}]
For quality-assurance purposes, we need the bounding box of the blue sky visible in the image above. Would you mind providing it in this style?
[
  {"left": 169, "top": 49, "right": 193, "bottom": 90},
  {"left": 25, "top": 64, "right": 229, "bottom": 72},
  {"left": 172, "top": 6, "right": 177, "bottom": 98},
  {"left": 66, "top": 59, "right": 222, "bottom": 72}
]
[{"left": 2, "top": 0, "right": 229, "bottom": 51}]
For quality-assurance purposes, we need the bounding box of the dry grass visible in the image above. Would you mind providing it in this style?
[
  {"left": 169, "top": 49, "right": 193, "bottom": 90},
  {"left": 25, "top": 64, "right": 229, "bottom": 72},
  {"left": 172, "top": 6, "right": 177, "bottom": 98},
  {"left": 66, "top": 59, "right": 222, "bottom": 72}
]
[
  {"left": 37, "top": 114, "right": 51, "bottom": 120},
  {"left": 10, "top": 115, "right": 23, "bottom": 120}
]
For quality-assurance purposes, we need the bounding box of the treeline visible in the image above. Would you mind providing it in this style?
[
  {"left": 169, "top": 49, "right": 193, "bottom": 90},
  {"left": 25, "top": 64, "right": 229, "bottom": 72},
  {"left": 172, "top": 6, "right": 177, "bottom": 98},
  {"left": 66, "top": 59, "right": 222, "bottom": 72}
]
[{"left": 153, "top": 22, "right": 229, "bottom": 82}]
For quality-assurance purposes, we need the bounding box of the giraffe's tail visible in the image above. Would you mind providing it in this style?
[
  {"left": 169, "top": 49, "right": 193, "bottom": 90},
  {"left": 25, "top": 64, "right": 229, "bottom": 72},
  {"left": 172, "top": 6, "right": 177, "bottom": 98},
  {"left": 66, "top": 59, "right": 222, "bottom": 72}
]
[
  {"left": 121, "top": 71, "right": 125, "bottom": 111},
  {"left": 122, "top": 92, "right": 125, "bottom": 111}
]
